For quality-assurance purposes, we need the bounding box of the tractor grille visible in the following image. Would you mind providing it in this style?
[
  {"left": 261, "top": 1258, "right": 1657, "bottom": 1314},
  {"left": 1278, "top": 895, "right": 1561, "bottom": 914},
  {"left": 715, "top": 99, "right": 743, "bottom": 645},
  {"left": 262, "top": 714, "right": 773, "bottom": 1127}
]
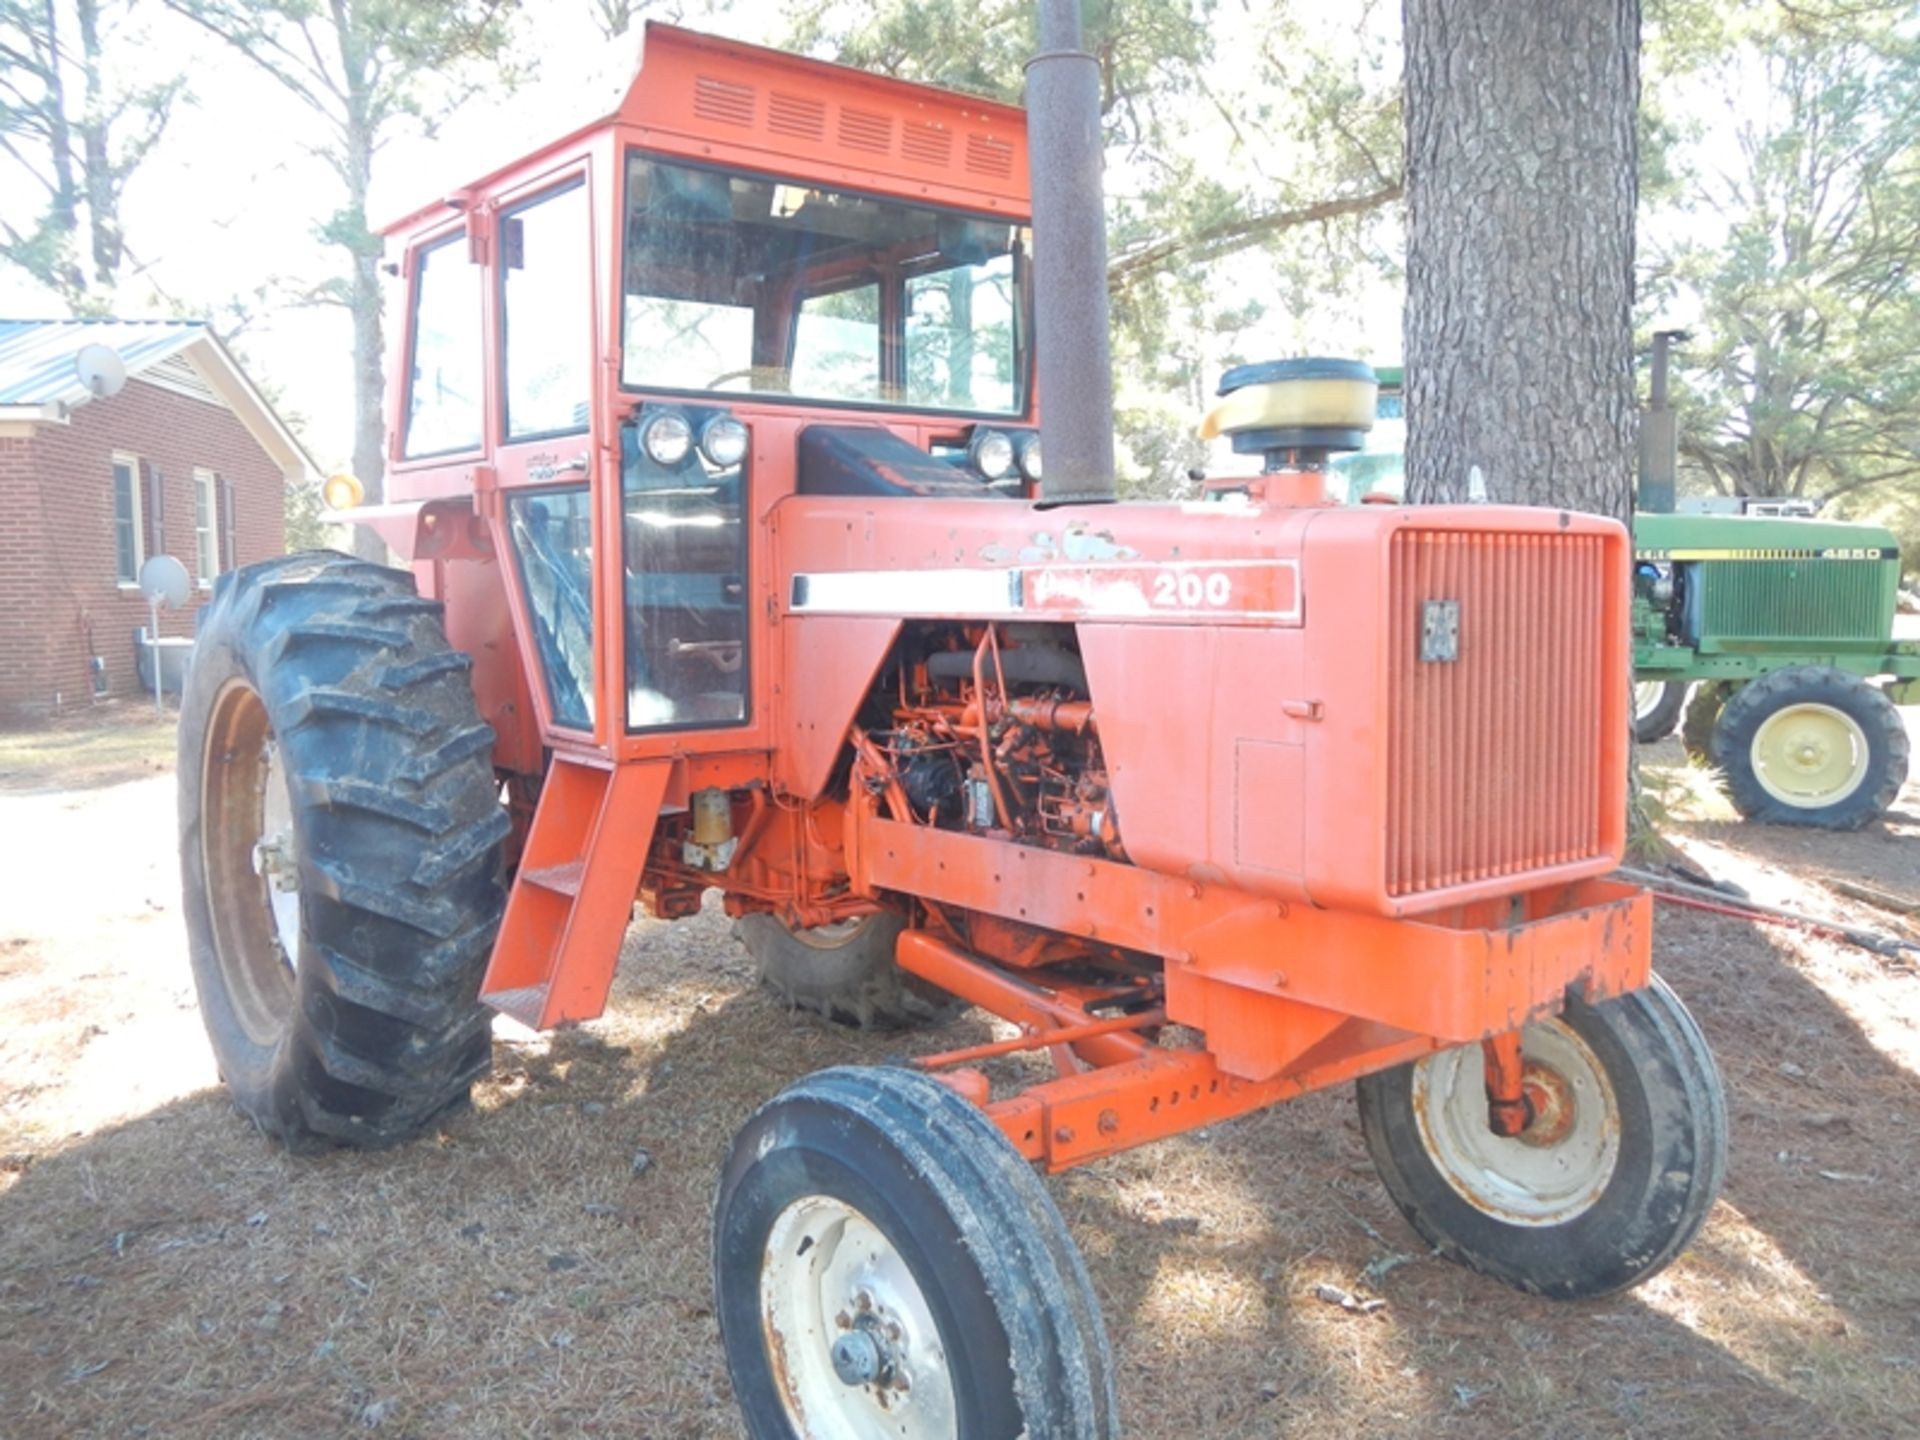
[
  {"left": 1386, "top": 529, "right": 1612, "bottom": 898},
  {"left": 1698, "top": 559, "right": 1889, "bottom": 645}
]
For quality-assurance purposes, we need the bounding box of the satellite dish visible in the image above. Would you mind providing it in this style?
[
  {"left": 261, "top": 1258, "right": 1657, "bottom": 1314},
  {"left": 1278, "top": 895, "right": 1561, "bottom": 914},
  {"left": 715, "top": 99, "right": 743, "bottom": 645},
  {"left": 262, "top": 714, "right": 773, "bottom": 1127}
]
[
  {"left": 139, "top": 554, "right": 191, "bottom": 609},
  {"left": 74, "top": 343, "right": 127, "bottom": 400}
]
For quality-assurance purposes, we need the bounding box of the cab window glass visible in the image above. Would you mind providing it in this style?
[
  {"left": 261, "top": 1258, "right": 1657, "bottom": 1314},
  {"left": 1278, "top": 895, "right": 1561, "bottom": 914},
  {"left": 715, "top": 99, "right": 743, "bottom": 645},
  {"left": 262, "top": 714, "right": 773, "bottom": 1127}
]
[
  {"left": 507, "top": 487, "right": 595, "bottom": 730},
  {"left": 502, "top": 181, "right": 592, "bottom": 440},
  {"left": 905, "top": 255, "right": 1018, "bottom": 412},
  {"left": 620, "top": 152, "right": 1030, "bottom": 414},
  {"left": 791, "top": 284, "right": 880, "bottom": 402},
  {"left": 623, "top": 411, "right": 747, "bottom": 731},
  {"left": 622, "top": 297, "right": 754, "bottom": 391},
  {"left": 404, "top": 233, "right": 483, "bottom": 457}
]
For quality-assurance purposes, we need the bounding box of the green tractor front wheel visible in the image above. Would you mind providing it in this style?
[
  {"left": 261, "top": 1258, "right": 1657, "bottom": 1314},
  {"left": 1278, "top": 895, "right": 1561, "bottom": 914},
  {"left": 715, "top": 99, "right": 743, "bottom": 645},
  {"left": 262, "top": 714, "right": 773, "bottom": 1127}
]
[{"left": 1632, "top": 679, "right": 1689, "bottom": 743}]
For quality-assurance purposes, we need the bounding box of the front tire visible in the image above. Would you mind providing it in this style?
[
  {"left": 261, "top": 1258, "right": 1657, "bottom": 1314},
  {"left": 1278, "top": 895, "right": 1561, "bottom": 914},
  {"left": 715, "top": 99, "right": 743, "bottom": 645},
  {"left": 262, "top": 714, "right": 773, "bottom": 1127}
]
[
  {"left": 737, "top": 911, "right": 953, "bottom": 1030},
  {"left": 178, "top": 553, "right": 509, "bottom": 1149},
  {"left": 1632, "top": 679, "right": 1688, "bottom": 743},
  {"left": 715, "top": 1066, "right": 1116, "bottom": 1440},
  {"left": 1709, "top": 665, "right": 1908, "bottom": 829},
  {"left": 1356, "top": 977, "right": 1726, "bottom": 1300}
]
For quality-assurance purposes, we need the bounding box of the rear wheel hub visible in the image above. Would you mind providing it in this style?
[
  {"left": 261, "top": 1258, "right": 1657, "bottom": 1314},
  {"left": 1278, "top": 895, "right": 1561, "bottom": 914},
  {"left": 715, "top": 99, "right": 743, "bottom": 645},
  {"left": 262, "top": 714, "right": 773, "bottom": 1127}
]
[{"left": 1751, "top": 702, "right": 1869, "bottom": 807}]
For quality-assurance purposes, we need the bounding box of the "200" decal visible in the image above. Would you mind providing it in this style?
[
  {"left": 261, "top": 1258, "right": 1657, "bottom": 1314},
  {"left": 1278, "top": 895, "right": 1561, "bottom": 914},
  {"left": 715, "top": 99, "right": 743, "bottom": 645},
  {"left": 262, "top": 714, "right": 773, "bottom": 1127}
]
[{"left": 1151, "top": 570, "right": 1234, "bottom": 607}]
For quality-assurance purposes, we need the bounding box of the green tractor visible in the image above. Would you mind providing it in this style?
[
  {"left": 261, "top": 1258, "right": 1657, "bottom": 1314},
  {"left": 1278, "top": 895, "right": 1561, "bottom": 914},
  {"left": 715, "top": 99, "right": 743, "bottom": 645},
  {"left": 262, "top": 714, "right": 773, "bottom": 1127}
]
[{"left": 1631, "top": 512, "right": 1917, "bottom": 828}]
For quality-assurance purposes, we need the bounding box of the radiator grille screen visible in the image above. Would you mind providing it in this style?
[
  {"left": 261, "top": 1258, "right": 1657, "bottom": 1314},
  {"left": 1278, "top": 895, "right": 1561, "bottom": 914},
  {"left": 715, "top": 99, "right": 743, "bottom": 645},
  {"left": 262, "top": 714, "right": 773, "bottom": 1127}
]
[
  {"left": 1698, "top": 559, "right": 1888, "bottom": 645},
  {"left": 1387, "top": 529, "right": 1612, "bottom": 897}
]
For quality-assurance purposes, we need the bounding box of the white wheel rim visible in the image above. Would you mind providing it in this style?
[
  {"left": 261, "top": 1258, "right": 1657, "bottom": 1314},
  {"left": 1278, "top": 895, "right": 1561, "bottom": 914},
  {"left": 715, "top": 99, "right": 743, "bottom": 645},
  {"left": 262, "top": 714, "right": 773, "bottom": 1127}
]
[
  {"left": 762, "top": 1196, "right": 958, "bottom": 1440},
  {"left": 253, "top": 739, "right": 302, "bottom": 970},
  {"left": 1634, "top": 680, "right": 1667, "bottom": 722},
  {"left": 1412, "top": 1020, "right": 1620, "bottom": 1227},
  {"left": 1749, "top": 702, "right": 1870, "bottom": 808}
]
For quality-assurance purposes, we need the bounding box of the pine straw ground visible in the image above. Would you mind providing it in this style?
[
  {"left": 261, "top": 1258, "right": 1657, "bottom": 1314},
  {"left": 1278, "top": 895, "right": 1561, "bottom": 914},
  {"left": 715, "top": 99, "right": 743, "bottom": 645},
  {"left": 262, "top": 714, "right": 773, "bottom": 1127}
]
[{"left": 1, "top": 717, "right": 1917, "bottom": 1439}]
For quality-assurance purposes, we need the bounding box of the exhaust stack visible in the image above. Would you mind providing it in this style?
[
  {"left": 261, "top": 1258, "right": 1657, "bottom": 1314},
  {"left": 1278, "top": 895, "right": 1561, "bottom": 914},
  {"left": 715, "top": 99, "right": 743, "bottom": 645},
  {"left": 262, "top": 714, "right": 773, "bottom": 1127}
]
[{"left": 1026, "top": 0, "right": 1116, "bottom": 504}]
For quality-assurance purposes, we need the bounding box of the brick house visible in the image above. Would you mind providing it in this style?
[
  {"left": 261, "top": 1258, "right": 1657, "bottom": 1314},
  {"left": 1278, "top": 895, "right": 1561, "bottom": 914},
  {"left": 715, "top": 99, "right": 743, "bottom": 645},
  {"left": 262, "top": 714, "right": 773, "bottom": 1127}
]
[{"left": 0, "top": 319, "right": 314, "bottom": 719}]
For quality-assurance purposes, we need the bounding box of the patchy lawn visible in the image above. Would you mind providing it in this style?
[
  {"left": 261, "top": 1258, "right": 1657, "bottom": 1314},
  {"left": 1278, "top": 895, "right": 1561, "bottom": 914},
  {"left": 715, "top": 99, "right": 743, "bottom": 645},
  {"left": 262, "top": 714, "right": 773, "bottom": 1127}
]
[
  {"left": 0, "top": 705, "right": 178, "bottom": 795},
  {"left": 0, "top": 716, "right": 1916, "bottom": 1437}
]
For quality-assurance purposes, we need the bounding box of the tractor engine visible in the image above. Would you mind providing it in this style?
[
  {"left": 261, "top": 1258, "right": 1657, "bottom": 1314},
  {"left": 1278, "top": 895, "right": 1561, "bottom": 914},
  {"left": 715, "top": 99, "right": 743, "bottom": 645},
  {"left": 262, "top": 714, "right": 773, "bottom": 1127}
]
[{"left": 876, "top": 625, "right": 1122, "bottom": 861}]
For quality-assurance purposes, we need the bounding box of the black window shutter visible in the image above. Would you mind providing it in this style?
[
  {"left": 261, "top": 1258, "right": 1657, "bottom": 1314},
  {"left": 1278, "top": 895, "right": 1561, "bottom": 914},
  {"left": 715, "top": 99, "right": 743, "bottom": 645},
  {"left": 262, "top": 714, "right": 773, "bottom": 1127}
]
[
  {"left": 143, "top": 462, "right": 165, "bottom": 561},
  {"left": 221, "top": 477, "right": 238, "bottom": 569}
]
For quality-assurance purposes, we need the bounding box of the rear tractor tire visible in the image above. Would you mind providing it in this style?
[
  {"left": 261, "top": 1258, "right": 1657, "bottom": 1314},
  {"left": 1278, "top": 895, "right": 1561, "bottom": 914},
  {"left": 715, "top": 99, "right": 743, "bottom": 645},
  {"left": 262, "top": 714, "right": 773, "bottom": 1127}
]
[
  {"left": 1632, "top": 679, "right": 1688, "bottom": 743},
  {"left": 715, "top": 1065, "right": 1117, "bottom": 1440},
  {"left": 178, "top": 552, "right": 509, "bottom": 1149},
  {"left": 737, "top": 911, "right": 955, "bottom": 1030},
  {"left": 1356, "top": 976, "right": 1726, "bottom": 1300},
  {"left": 1709, "top": 664, "right": 1908, "bottom": 829}
]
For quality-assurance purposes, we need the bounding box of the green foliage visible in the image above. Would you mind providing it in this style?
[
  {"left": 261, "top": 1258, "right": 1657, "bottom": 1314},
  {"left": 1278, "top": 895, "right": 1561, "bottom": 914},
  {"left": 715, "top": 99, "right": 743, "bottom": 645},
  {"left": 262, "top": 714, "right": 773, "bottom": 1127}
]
[
  {"left": 283, "top": 471, "right": 333, "bottom": 552},
  {"left": 1642, "top": 0, "right": 1920, "bottom": 508},
  {"left": 783, "top": 0, "right": 1403, "bottom": 492}
]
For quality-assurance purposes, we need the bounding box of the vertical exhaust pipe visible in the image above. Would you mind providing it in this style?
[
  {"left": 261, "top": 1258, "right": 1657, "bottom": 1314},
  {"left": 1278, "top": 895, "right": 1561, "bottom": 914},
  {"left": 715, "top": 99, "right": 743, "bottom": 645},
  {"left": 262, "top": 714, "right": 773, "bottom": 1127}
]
[
  {"left": 1027, "top": 0, "right": 1116, "bottom": 504},
  {"left": 1637, "top": 329, "right": 1687, "bottom": 514}
]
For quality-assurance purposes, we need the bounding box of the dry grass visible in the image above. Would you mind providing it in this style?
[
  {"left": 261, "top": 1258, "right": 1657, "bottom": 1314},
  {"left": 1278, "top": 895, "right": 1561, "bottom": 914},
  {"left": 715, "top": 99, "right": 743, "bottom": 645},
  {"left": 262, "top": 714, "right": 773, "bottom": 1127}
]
[
  {"left": 0, "top": 705, "right": 178, "bottom": 795},
  {"left": 2, "top": 719, "right": 1918, "bottom": 1437}
]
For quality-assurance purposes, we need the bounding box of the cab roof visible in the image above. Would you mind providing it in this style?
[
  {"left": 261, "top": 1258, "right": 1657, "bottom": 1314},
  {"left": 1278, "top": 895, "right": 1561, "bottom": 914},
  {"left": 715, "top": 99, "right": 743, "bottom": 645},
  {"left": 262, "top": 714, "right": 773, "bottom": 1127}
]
[{"left": 381, "top": 23, "right": 1031, "bottom": 239}]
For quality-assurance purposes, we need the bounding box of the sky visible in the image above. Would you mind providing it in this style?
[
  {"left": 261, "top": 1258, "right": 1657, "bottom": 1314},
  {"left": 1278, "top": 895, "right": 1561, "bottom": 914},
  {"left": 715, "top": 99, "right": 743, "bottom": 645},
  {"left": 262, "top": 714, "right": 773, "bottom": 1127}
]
[{"left": 0, "top": 0, "right": 1403, "bottom": 474}]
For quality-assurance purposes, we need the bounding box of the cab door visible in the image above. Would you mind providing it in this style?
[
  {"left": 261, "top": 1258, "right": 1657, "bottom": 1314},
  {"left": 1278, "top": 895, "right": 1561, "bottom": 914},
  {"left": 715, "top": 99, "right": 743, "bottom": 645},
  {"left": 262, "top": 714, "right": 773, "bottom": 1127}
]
[{"left": 489, "top": 170, "right": 605, "bottom": 746}]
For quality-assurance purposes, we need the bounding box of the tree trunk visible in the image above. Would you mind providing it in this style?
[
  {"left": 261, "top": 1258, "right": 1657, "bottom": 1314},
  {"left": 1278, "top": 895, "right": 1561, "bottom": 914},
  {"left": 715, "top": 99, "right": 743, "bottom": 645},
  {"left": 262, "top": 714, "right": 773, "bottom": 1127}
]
[
  {"left": 36, "top": 0, "right": 85, "bottom": 299},
  {"left": 75, "top": 0, "right": 122, "bottom": 291},
  {"left": 1402, "top": 0, "right": 1641, "bottom": 524},
  {"left": 342, "top": 87, "right": 387, "bottom": 562}
]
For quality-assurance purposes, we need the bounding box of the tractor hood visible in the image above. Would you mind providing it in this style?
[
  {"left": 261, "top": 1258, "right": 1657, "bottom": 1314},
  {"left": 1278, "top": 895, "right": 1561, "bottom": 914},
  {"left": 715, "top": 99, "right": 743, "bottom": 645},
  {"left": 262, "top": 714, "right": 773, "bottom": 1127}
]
[{"left": 773, "top": 493, "right": 1633, "bottom": 920}]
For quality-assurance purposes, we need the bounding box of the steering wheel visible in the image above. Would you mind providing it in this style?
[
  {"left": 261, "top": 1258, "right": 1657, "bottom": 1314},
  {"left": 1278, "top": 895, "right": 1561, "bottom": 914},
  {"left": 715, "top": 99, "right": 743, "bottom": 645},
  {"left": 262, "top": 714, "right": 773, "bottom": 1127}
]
[{"left": 703, "top": 366, "right": 757, "bottom": 391}]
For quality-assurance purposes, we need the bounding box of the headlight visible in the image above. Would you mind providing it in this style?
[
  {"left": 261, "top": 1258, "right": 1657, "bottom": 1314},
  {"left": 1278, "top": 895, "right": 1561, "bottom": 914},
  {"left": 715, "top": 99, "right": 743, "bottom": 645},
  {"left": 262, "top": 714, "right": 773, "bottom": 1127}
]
[
  {"left": 640, "top": 410, "right": 693, "bottom": 466},
  {"left": 1014, "top": 434, "right": 1042, "bottom": 482},
  {"left": 699, "top": 413, "right": 749, "bottom": 468},
  {"left": 967, "top": 428, "right": 1015, "bottom": 481},
  {"left": 322, "top": 472, "right": 364, "bottom": 510}
]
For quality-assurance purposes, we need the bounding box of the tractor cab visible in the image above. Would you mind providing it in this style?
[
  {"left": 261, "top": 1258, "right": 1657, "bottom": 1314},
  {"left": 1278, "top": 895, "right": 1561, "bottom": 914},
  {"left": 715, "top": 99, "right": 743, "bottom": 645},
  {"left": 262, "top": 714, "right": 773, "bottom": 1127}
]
[{"left": 370, "top": 23, "right": 1037, "bottom": 757}]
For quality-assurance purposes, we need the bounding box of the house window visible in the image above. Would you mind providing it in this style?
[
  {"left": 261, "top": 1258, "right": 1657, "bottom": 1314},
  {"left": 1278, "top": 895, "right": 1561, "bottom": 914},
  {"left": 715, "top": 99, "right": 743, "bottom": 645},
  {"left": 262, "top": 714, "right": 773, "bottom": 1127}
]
[
  {"left": 111, "top": 456, "right": 143, "bottom": 584},
  {"left": 194, "top": 469, "right": 220, "bottom": 585}
]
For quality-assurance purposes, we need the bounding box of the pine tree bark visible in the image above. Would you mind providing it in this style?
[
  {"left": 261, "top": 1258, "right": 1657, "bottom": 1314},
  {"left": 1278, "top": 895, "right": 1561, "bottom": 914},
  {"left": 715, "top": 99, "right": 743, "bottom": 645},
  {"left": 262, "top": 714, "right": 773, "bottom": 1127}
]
[
  {"left": 341, "top": 40, "right": 387, "bottom": 564},
  {"left": 1402, "top": 0, "right": 1641, "bottom": 524}
]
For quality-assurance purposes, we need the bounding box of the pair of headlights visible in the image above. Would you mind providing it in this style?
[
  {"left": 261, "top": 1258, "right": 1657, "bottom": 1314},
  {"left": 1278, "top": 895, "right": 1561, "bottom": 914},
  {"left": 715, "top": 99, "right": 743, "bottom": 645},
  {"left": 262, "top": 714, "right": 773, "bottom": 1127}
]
[
  {"left": 967, "top": 428, "right": 1042, "bottom": 483},
  {"left": 640, "top": 409, "right": 1040, "bottom": 487},
  {"left": 640, "top": 410, "right": 750, "bottom": 469}
]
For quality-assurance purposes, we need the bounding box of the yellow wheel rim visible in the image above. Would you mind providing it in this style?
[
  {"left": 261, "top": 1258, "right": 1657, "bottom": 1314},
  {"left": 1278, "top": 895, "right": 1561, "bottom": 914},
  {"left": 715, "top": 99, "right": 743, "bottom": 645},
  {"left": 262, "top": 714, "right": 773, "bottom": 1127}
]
[
  {"left": 1634, "top": 680, "right": 1666, "bottom": 721},
  {"left": 1750, "top": 702, "right": 1870, "bottom": 808}
]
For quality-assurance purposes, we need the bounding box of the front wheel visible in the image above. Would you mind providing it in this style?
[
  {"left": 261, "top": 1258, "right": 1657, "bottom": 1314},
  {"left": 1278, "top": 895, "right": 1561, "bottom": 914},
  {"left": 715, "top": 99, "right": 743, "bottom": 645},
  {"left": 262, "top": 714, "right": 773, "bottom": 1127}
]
[
  {"left": 1632, "top": 679, "right": 1688, "bottom": 743},
  {"left": 1356, "top": 976, "right": 1726, "bottom": 1300},
  {"left": 736, "top": 911, "right": 954, "bottom": 1030},
  {"left": 714, "top": 1066, "right": 1116, "bottom": 1439}
]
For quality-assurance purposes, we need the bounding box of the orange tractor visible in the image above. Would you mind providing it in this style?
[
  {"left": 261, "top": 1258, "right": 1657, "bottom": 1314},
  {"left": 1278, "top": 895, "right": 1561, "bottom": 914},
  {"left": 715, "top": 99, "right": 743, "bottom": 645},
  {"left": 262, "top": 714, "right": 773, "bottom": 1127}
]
[{"left": 178, "top": 9, "right": 1726, "bottom": 1436}]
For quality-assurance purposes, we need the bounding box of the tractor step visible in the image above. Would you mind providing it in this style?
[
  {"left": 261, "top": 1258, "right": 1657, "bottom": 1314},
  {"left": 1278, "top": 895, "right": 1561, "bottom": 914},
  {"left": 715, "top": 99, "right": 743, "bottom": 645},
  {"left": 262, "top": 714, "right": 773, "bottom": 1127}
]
[
  {"left": 479, "top": 755, "right": 670, "bottom": 1029},
  {"left": 482, "top": 986, "right": 550, "bottom": 1031}
]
